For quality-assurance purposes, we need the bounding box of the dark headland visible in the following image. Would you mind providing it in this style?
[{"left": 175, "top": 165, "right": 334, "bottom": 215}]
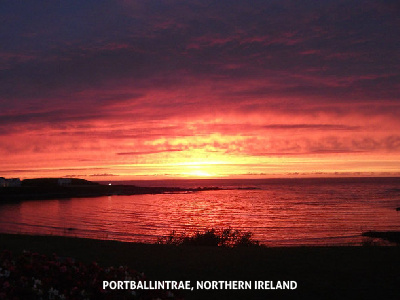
[
  {"left": 362, "top": 231, "right": 400, "bottom": 244},
  {"left": 0, "top": 178, "right": 221, "bottom": 202}
]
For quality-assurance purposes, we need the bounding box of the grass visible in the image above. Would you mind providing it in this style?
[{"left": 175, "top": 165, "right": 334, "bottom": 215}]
[{"left": 1, "top": 233, "right": 400, "bottom": 299}]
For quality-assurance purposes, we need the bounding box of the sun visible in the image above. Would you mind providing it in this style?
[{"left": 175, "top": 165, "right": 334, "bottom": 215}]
[
  {"left": 187, "top": 170, "right": 213, "bottom": 177},
  {"left": 171, "top": 159, "right": 223, "bottom": 178},
  {"left": 179, "top": 163, "right": 218, "bottom": 177}
]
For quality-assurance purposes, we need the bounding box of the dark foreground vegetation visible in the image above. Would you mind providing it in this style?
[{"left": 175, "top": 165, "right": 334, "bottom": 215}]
[
  {"left": 0, "top": 249, "right": 178, "bottom": 300},
  {"left": 0, "top": 233, "right": 399, "bottom": 300},
  {"left": 157, "top": 228, "right": 261, "bottom": 247}
]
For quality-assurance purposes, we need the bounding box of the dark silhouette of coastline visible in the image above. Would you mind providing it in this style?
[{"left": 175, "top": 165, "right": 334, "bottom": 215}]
[
  {"left": 0, "top": 178, "right": 223, "bottom": 202},
  {"left": 362, "top": 231, "right": 400, "bottom": 244}
]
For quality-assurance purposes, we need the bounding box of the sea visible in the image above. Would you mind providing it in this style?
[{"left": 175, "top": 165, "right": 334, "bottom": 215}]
[{"left": 1, "top": 177, "right": 400, "bottom": 246}]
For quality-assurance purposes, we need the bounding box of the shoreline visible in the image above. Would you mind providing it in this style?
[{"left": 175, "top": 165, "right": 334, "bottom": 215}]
[
  {"left": 0, "top": 184, "right": 223, "bottom": 202},
  {"left": 1, "top": 233, "right": 399, "bottom": 299},
  {"left": 2, "top": 176, "right": 400, "bottom": 202}
]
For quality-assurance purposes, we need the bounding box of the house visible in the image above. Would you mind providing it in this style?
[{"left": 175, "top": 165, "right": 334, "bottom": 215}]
[
  {"left": 6, "top": 178, "right": 21, "bottom": 187},
  {"left": 58, "top": 178, "right": 72, "bottom": 186},
  {"left": 0, "top": 177, "right": 21, "bottom": 187}
]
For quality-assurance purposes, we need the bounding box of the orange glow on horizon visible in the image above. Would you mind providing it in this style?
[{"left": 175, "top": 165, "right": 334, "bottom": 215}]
[
  {"left": 1, "top": 1, "right": 399, "bottom": 182},
  {"left": 1, "top": 111, "right": 400, "bottom": 180}
]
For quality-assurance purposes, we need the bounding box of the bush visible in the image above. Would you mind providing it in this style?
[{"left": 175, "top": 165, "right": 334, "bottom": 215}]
[{"left": 157, "top": 228, "right": 261, "bottom": 247}]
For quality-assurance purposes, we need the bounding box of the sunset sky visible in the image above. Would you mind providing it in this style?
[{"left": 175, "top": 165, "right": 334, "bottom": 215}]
[{"left": 1, "top": 0, "right": 399, "bottom": 180}]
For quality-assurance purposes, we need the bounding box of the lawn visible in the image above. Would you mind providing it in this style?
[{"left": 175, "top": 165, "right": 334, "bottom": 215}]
[{"left": 1, "top": 233, "right": 399, "bottom": 299}]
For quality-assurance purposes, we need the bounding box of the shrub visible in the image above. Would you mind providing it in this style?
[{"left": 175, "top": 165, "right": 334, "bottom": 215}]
[{"left": 157, "top": 228, "right": 261, "bottom": 247}]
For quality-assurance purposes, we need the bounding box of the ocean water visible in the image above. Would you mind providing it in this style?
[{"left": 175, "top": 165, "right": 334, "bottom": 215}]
[{"left": 1, "top": 177, "right": 400, "bottom": 246}]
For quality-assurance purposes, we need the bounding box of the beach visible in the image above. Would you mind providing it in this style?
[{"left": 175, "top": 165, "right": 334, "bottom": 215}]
[
  {"left": 1, "top": 233, "right": 399, "bottom": 299},
  {"left": 2, "top": 0, "right": 400, "bottom": 298},
  {"left": 2, "top": 178, "right": 400, "bottom": 246},
  {"left": 1, "top": 178, "right": 400, "bottom": 299}
]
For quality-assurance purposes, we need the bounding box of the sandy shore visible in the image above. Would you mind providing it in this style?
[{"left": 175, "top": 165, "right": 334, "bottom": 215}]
[{"left": 0, "top": 233, "right": 399, "bottom": 299}]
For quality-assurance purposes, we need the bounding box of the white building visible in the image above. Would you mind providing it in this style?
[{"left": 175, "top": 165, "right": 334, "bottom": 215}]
[
  {"left": 0, "top": 177, "right": 21, "bottom": 187},
  {"left": 58, "top": 178, "right": 72, "bottom": 186},
  {"left": 7, "top": 178, "right": 21, "bottom": 187}
]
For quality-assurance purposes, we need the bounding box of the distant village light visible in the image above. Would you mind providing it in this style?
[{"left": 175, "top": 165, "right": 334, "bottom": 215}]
[{"left": 109, "top": 183, "right": 112, "bottom": 185}]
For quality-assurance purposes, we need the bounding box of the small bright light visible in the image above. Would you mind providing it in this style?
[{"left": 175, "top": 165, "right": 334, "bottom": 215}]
[{"left": 108, "top": 183, "right": 112, "bottom": 185}]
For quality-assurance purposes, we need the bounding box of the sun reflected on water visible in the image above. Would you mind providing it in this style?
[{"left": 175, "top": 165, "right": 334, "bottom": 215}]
[{"left": 1, "top": 179, "right": 400, "bottom": 246}]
